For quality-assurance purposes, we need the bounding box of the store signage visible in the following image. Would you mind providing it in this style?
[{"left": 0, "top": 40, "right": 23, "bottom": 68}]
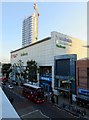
[
  {"left": 60, "top": 37, "right": 72, "bottom": 43},
  {"left": 40, "top": 76, "right": 52, "bottom": 82},
  {"left": 55, "top": 75, "right": 68, "bottom": 80},
  {"left": 11, "top": 54, "right": 18, "bottom": 58},
  {"left": 21, "top": 52, "right": 28, "bottom": 56},
  {"left": 55, "top": 35, "right": 72, "bottom": 49},
  {"left": 78, "top": 88, "right": 89, "bottom": 96}
]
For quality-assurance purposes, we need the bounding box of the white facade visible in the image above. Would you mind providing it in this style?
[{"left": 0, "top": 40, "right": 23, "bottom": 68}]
[{"left": 11, "top": 31, "right": 87, "bottom": 89}]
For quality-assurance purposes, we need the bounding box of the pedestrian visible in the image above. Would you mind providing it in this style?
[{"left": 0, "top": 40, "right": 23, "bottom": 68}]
[
  {"left": 51, "top": 94, "right": 55, "bottom": 103},
  {"left": 45, "top": 93, "right": 48, "bottom": 100}
]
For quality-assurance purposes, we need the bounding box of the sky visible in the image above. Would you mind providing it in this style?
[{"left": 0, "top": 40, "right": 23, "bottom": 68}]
[{"left": 0, "top": 1, "right": 87, "bottom": 63}]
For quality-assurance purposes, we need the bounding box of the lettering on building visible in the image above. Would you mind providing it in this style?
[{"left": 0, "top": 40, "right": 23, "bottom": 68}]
[
  {"left": 21, "top": 52, "right": 28, "bottom": 56},
  {"left": 78, "top": 88, "right": 89, "bottom": 96},
  {"left": 55, "top": 34, "right": 72, "bottom": 49}
]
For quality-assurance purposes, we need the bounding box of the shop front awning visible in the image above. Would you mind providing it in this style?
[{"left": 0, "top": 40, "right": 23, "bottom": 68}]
[{"left": 55, "top": 87, "right": 70, "bottom": 92}]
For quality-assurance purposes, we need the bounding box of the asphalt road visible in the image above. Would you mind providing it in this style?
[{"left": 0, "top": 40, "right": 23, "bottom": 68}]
[{"left": 2, "top": 84, "right": 86, "bottom": 120}]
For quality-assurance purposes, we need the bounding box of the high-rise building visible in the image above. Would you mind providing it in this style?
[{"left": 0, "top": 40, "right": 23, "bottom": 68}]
[{"left": 22, "top": 3, "right": 39, "bottom": 47}]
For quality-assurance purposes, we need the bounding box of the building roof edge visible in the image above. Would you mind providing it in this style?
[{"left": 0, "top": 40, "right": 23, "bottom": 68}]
[{"left": 10, "top": 37, "right": 51, "bottom": 53}]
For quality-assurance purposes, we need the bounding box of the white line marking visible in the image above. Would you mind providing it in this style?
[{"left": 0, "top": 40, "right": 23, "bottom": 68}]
[
  {"left": 39, "top": 110, "right": 50, "bottom": 118},
  {"left": 21, "top": 109, "right": 39, "bottom": 117}
]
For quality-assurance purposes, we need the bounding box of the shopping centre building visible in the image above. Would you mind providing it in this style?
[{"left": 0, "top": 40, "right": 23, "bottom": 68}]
[{"left": 10, "top": 31, "right": 87, "bottom": 97}]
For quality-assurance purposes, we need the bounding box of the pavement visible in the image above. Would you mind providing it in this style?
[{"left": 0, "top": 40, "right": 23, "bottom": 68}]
[
  {"left": 3, "top": 85, "right": 80, "bottom": 120},
  {"left": 45, "top": 91, "right": 89, "bottom": 120},
  {"left": 5, "top": 81, "right": 89, "bottom": 120}
]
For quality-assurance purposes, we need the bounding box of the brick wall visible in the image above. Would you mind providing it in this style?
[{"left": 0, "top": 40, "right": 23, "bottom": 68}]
[{"left": 76, "top": 59, "right": 89, "bottom": 95}]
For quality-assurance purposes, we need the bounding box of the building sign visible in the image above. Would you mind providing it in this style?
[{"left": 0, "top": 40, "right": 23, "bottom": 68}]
[
  {"left": 21, "top": 52, "right": 28, "bottom": 56},
  {"left": 40, "top": 76, "right": 52, "bottom": 82},
  {"left": 55, "top": 75, "right": 69, "bottom": 80},
  {"left": 11, "top": 54, "right": 18, "bottom": 58},
  {"left": 78, "top": 88, "right": 89, "bottom": 96},
  {"left": 55, "top": 35, "right": 72, "bottom": 49}
]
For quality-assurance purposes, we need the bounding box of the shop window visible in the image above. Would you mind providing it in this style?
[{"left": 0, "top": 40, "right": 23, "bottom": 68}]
[
  {"left": 40, "top": 66, "right": 52, "bottom": 77},
  {"left": 60, "top": 81, "right": 69, "bottom": 89}
]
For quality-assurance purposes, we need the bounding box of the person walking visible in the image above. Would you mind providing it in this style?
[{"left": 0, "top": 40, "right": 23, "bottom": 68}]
[
  {"left": 45, "top": 93, "right": 48, "bottom": 101},
  {"left": 51, "top": 94, "right": 55, "bottom": 103}
]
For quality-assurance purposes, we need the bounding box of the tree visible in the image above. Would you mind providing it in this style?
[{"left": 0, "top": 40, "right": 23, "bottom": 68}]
[
  {"left": 27, "top": 60, "right": 38, "bottom": 83},
  {"left": 13, "top": 60, "right": 24, "bottom": 83},
  {"left": 2, "top": 63, "right": 11, "bottom": 79}
]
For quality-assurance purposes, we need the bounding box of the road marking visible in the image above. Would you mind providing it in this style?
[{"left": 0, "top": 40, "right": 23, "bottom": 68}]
[
  {"left": 21, "top": 109, "right": 39, "bottom": 117},
  {"left": 39, "top": 110, "right": 50, "bottom": 118}
]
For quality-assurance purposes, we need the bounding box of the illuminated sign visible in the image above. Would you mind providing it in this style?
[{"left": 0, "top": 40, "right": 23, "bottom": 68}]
[
  {"left": 21, "top": 52, "right": 28, "bottom": 56},
  {"left": 40, "top": 76, "right": 52, "bottom": 82},
  {"left": 55, "top": 35, "right": 72, "bottom": 49},
  {"left": 78, "top": 88, "right": 89, "bottom": 96}
]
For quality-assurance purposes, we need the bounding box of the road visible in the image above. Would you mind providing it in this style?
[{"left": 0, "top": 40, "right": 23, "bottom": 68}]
[{"left": 2, "top": 84, "right": 86, "bottom": 120}]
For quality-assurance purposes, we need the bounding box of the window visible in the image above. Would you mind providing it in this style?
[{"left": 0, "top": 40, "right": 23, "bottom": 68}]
[
  {"left": 56, "top": 59, "right": 70, "bottom": 76},
  {"left": 40, "top": 66, "right": 52, "bottom": 77}
]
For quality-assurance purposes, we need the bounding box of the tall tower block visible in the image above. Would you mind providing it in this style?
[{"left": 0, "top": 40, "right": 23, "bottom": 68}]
[{"left": 22, "top": 3, "right": 39, "bottom": 47}]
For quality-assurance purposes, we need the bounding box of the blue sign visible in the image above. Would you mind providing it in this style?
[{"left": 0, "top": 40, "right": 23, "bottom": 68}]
[
  {"left": 40, "top": 76, "right": 52, "bottom": 82},
  {"left": 78, "top": 88, "right": 89, "bottom": 96}
]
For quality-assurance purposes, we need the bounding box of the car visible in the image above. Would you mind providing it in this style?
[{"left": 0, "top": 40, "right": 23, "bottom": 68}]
[
  {"left": 8, "top": 85, "right": 13, "bottom": 89},
  {"left": 0, "top": 76, "right": 7, "bottom": 82}
]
